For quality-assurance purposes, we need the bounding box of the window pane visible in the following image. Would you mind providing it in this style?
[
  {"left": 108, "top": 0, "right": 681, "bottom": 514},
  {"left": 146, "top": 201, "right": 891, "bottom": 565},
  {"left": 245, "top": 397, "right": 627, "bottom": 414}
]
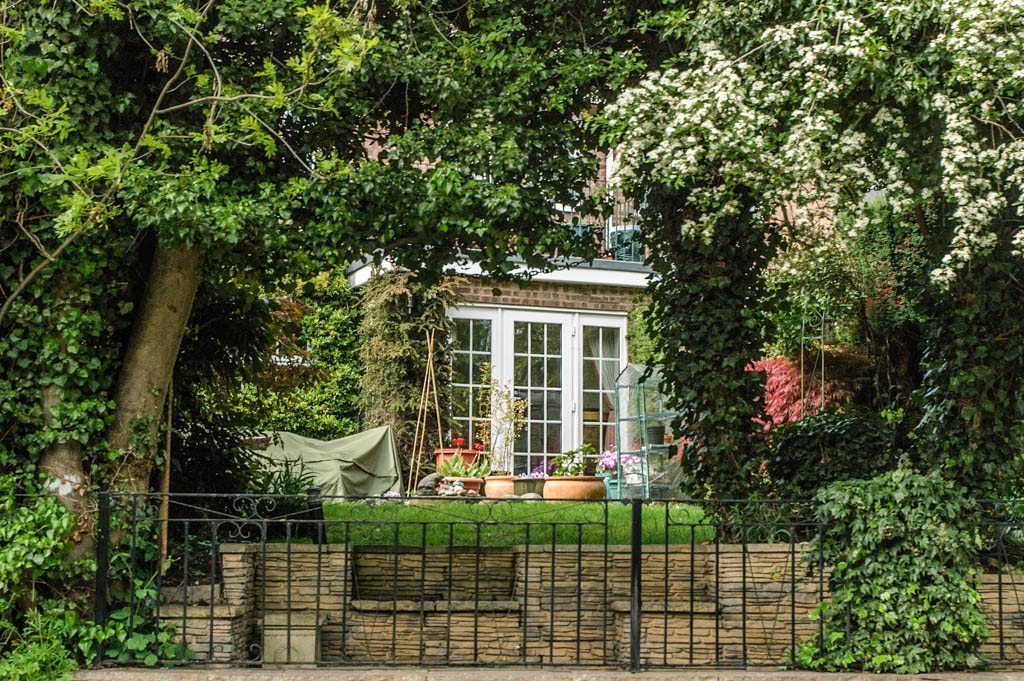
[
  {"left": 546, "top": 324, "right": 560, "bottom": 355},
  {"left": 529, "top": 424, "right": 543, "bottom": 452},
  {"left": 515, "top": 428, "right": 528, "bottom": 452},
  {"left": 583, "top": 425, "right": 600, "bottom": 450},
  {"left": 527, "top": 358, "right": 542, "bottom": 386},
  {"left": 605, "top": 330, "right": 620, "bottom": 357},
  {"left": 472, "top": 419, "right": 489, "bottom": 444},
  {"left": 546, "top": 358, "right": 561, "bottom": 388},
  {"left": 471, "top": 354, "right": 488, "bottom": 384},
  {"left": 530, "top": 323, "right": 544, "bottom": 354},
  {"left": 453, "top": 319, "right": 471, "bottom": 351},
  {"left": 529, "top": 390, "right": 545, "bottom": 417},
  {"left": 454, "top": 418, "right": 469, "bottom": 442},
  {"left": 602, "top": 360, "right": 619, "bottom": 389},
  {"left": 514, "top": 322, "right": 527, "bottom": 353},
  {"left": 472, "top": 387, "right": 489, "bottom": 418},
  {"left": 583, "top": 326, "right": 599, "bottom": 356},
  {"left": 546, "top": 424, "right": 561, "bottom": 453},
  {"left": 472, "top": 320, "right": 491, "bottom": 352},
  {"left": 451, "top": 387, "right": 468, "bottom": 417},
  {"left": 546, "top": 390, "right": 561, "bottom": 420},
  {"left": 583, "top": 358, "right": 599, "bottom": 389},
  {"left": 514, "top": 356, "right": 528, "bottom": 384},
  {"left": 453, "top": 353, "right": 470, "bottom": 385}
]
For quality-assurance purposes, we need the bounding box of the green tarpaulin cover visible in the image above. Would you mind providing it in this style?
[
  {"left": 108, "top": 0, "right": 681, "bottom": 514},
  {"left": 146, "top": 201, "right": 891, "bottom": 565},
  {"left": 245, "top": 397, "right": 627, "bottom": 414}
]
[{"left": 258, "top": 426, "right": 402, "bottom": 497}]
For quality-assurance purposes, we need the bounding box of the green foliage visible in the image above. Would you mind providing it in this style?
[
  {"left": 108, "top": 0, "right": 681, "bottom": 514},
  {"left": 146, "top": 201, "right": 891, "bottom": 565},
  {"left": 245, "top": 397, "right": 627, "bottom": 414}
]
[
  {"left": 916, "top": 244, "right": 1024, "bottom": 498},
  {"left": 219, "top": 272, "right": 363, "bottom": 440},
  {"left": 799, "top": 468, "right": 987, "bottom": 673},
  {"left": 766, "top": 408, "right": 896, "bottom": 499},
  {"left": 0, "top": 480, "right": 100, "bottom": 675},
  {"left": 626, "top": 303, "right": 661, "bottom": 366},
  {"left": 99, "top": 500, "right": 191, "bottom": 666},
  {"left": 641, "top": 188, "right": 778, "bottom": 499},
  {"left": 436, "top": 453, "right": 490, "bottom": 479},
  {"left": 1, "top": 0, "right": 640, "bottom": 479},
  {"left": 0, "top": 609, "right": 77, "bottom": 681},
  {"left": 358, "top": 271, "right": 458, "bottom": 463},
  {"left": 552, "top": 444, "right": 598, "bottom": 476}
]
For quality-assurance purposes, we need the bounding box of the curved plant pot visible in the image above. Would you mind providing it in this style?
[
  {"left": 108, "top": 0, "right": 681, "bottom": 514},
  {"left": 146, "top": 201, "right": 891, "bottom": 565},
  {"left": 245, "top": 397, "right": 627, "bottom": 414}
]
[
  {"left": 483, "top": 475, "right": 515, "bottom": 498},
  {"left": 542, "top": 476, "right": 607, "bottom": 500},
  {"left": 513, "top": 478, "right": 546, "bottom": 496},
  {"left": 443, "top": 476, "right": 483, "bottom": 494}
]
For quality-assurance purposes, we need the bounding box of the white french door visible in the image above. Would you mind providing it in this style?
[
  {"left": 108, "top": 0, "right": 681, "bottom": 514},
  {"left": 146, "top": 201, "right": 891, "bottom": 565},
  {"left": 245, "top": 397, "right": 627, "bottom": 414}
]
[{"left": 448, "top": 306, "right": 627, "bottom": 475}]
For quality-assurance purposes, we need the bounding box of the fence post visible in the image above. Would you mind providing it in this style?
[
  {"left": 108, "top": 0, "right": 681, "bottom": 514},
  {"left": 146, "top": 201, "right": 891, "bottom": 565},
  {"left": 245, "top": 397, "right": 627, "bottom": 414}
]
[
  {"left": 629, "top": 497, "right": 642, "bottom": 672},
  {"left": 94, "top": 492, "right": 111, "bottom": 662},
  {"left": 306, "top": 486, "right": 325, "bottom": 544}
]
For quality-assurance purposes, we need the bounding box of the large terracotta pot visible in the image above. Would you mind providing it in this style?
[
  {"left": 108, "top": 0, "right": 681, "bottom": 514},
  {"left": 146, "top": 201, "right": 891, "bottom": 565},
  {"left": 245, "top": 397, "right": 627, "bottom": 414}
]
[
  {"left": 483, "top": 475, "right": 515, "bottom": 498},
  {"left": 542, "top": 476, "right": 607, "bottom": 500},
  {"left": 434, "top": 448, "right": 479, "bottom": 468},
  {"left": 443, "top": 476, "right": 484, "bottom": 494}
]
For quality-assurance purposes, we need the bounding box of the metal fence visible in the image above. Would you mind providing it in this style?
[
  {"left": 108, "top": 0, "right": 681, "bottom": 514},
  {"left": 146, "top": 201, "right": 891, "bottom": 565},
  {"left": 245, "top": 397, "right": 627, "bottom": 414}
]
[{"left": 91, "top": 493, "right": 1024, "bottom": 670}]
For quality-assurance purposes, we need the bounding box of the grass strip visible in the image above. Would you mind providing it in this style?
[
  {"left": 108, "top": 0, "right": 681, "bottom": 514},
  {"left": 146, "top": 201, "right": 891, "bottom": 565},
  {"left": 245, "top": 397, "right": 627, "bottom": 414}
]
[{"left": 323, "top": 499, "right": 714, "bottom": 546}]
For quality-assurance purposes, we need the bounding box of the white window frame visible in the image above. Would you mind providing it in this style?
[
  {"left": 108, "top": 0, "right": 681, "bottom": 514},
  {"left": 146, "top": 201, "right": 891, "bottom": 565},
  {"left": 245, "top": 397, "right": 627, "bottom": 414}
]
[{"left": 448, "top": 305, "right": 627, "bottom": 457}]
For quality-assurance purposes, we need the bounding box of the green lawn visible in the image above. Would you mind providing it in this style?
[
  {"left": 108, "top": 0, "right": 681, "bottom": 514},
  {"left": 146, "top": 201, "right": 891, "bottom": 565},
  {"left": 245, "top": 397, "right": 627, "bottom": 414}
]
[{"left": 322, "top": 499, "right": 713, "bottom": 546}]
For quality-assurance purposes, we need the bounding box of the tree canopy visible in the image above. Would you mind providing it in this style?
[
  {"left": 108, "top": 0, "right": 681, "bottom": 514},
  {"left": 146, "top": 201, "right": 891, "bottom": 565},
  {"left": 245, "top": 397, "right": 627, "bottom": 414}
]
[{"left": 0, "top": 0, "right": 641, "bottom": 503}]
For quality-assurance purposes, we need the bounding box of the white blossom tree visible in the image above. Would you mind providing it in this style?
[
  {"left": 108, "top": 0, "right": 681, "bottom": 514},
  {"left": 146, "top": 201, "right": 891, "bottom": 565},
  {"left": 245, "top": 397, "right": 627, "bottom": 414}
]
[{"left": 604, "top": 0, "right": 1024, "bottom": 496}]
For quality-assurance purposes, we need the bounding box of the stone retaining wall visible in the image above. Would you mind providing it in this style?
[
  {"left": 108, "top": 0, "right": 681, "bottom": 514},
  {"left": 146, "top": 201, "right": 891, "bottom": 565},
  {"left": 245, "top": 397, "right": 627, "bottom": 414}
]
[{"left": 158, "top": 542, "right": 1024, "bottom": 668}]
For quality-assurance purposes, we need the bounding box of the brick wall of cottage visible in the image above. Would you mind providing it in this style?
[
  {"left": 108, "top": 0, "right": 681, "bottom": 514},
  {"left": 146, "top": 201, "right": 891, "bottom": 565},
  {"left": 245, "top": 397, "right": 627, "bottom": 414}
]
[{"left": 455, "top": 278, "right": 641, "bottom": 313}]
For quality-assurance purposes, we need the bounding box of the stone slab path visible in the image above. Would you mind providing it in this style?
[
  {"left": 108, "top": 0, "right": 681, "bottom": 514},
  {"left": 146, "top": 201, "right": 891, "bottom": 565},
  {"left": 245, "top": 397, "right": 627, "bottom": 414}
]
[{"left": 75, "top": 668, "right": 1024, "bottom": 681}]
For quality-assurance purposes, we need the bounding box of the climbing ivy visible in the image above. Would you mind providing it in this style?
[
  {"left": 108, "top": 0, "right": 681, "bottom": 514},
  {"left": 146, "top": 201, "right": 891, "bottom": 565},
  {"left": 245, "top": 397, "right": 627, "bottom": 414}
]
[{"left": 799, "top": 468, "right": 988, "bottom": 673}]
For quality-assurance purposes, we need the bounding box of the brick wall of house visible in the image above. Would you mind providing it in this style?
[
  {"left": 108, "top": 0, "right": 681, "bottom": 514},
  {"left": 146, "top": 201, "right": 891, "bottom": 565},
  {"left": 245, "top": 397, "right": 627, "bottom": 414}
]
[{"left": 455, "top": 277, "right": 641, "bottom": 313}]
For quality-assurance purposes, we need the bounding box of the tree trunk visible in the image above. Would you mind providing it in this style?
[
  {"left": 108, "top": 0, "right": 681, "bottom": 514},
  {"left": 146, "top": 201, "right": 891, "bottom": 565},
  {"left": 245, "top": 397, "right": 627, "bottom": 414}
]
[
  {"left": 38, "top": 382, "right": 91, "bottom": 540},
  {"left": 107, "top": 244, "right": 201, "bottom": 493}
]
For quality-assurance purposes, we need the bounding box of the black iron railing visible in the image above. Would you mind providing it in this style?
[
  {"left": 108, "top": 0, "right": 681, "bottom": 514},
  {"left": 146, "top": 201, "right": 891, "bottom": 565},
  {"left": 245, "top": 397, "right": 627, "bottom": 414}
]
[{"left": 89, "top": 494, "right": 1024, "bottom": 670}]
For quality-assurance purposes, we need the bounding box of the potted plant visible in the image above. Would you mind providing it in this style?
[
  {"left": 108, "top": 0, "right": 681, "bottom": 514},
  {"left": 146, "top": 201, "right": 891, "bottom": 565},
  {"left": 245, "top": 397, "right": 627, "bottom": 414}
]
[
  {"left": 437, "top": 453, "right": 489, "bottom": 494},
  {"left": 434, "top": 437, "right": 480, "bottom": 468},
  {"left": 476, "top": 370, "right": 528, "bottom": 498},
  {"left": 596, "top": 445, "right": 618, "bottom": 498},
  {"left": 543, "top": 445, "right": 606, "bottom": 500},
  {"left": 513, "top": 468, "right": 547, "bottom": 496}
]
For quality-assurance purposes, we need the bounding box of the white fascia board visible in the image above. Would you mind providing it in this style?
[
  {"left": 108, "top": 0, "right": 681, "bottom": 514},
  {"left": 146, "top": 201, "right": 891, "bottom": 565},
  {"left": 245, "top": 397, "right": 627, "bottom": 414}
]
[
  {"left": 347, "top": 256, "right": 650, "bottom": 290},
  {"left": 448, "top": 259, "right": 650, "bottom": 289}
]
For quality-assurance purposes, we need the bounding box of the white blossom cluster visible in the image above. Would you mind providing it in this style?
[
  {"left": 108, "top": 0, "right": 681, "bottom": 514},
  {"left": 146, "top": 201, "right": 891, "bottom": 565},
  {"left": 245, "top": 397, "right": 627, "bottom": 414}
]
[{"left": 606, "top": 0, "right": 1024, "bottom": 285}]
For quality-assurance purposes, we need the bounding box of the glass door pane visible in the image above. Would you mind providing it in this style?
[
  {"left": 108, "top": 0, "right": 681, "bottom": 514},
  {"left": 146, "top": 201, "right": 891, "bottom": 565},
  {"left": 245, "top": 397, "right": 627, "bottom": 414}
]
[
  {"left": 450, "top": 318, "right": 492, "bottom": 446},
  {"left": 582, "top": 325, "right": 620, "bottom": 453}
]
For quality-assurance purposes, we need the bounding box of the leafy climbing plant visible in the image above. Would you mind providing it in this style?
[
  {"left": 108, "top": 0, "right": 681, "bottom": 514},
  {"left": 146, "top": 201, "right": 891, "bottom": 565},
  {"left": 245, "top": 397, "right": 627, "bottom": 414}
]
[{"left": 799, "top": 467, "right": 988, "bottom": 673}]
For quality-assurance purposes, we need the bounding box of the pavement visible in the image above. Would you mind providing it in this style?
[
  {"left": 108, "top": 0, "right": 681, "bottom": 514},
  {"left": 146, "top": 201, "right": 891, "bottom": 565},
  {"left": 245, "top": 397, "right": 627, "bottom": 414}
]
[{"left": 74, "top": 667, "right": 1024, "bottom": 681}]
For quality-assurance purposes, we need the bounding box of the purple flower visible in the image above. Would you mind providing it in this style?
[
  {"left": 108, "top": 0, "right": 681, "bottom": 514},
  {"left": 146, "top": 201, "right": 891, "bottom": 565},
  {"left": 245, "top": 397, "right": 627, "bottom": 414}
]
[{"left": 598, "top": 447, "right": 618, "bottom": 472}]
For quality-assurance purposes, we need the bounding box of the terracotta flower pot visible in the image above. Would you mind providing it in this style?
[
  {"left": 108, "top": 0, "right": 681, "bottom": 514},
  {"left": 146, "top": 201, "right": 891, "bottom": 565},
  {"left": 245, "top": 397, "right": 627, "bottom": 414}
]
[
  {"left": 433, "top": 448, "right": 479, "bottom": 468},
  {"left": 483, "top": 475, "right": 515, "bottom": 498},
  {"left": 542, "top": 476, "right": 607, "bottom": 500}
]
